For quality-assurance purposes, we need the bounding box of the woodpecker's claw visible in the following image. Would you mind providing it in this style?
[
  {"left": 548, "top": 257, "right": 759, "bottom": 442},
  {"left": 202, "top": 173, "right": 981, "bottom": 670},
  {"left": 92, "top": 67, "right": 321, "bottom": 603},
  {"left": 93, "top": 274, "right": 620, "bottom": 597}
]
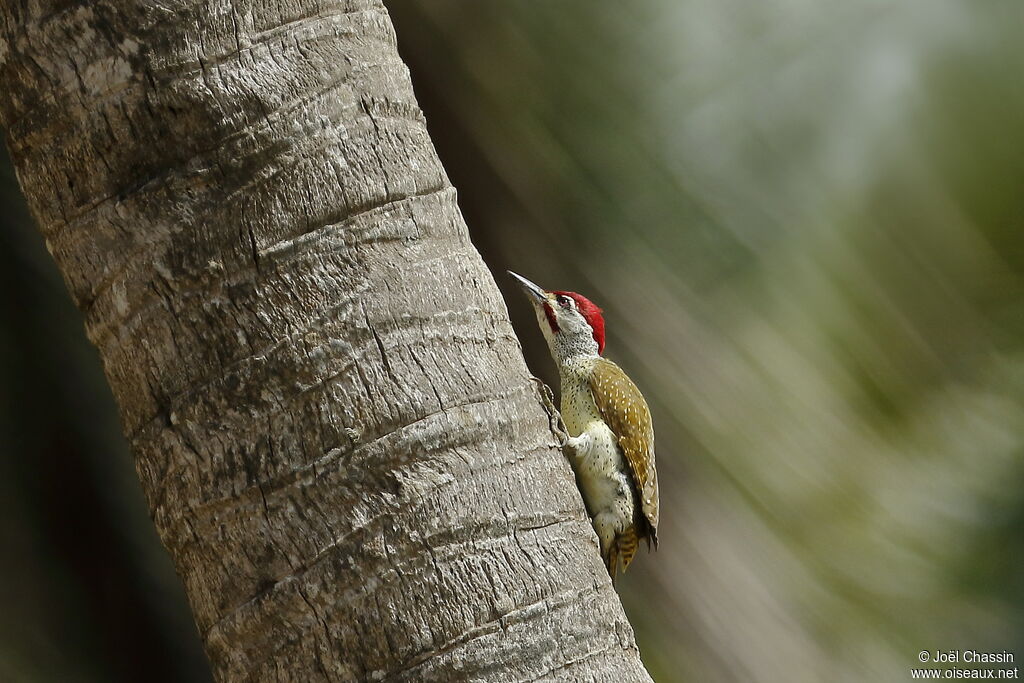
[{"left": 530, "top": 376, "right": 569, "bottom": 447}]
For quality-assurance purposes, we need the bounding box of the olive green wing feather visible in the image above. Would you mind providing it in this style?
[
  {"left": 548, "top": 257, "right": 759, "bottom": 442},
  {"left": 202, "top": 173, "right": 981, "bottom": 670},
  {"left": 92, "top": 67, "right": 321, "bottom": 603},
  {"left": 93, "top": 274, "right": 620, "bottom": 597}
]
[{"left": 589, "top": 358, "right": 659, "bottom": 546}]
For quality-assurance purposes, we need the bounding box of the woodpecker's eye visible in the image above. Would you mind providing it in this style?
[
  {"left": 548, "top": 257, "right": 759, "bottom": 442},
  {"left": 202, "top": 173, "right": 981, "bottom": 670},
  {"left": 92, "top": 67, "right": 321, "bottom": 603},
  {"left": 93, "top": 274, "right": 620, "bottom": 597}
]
[{"left": 556, "top": 295, "right": 573, "bottom": 309}]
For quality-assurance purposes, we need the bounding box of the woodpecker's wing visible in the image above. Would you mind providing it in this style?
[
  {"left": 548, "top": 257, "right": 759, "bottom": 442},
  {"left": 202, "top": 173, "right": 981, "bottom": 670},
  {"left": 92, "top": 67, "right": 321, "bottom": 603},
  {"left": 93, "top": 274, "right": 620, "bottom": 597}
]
[{"left": 588, "top": 357, "right": 659, "bottom": 546}]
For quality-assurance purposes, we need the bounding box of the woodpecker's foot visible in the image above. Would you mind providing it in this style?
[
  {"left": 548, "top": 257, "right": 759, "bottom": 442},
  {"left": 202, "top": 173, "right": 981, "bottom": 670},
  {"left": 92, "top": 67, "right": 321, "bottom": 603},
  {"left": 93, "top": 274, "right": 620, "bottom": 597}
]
[{"left": 530, "top": 376, "right": 569, "bottom": 447}]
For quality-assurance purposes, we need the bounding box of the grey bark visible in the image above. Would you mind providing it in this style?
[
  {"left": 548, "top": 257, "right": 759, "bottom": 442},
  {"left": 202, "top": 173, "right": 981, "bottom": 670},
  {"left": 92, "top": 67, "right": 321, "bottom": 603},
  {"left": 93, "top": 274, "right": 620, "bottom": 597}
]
[{"left": 0, "top": 1, "right": 653, "bottom": 681}]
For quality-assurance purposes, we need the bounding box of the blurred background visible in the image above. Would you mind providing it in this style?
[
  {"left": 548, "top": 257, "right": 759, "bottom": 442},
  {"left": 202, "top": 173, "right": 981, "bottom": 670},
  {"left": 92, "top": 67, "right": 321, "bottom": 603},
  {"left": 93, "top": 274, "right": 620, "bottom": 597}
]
[{"left": 1, "top": 0, "right": 1022, "bottom": 680}]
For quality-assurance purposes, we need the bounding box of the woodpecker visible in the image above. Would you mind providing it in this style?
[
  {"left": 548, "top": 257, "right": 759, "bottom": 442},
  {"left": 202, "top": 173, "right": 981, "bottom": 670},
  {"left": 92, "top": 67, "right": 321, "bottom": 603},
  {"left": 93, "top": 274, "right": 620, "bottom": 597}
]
[{"left": 508, "top": 271, "right": 659, "bottom": 579}]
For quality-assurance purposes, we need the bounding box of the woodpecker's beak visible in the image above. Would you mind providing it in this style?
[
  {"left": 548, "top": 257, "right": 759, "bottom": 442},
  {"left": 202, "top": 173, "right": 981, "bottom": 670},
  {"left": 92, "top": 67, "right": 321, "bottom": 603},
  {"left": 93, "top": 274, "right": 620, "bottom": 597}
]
[{"left": 507, "top": 270, "right": 547, "bottom": 305}]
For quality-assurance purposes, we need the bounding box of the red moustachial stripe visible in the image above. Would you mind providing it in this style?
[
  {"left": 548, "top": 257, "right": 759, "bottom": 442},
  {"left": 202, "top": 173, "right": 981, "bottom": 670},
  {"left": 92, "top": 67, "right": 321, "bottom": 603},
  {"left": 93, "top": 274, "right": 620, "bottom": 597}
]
[{"left": 542, "top": 301, "right": 559, "bottom": 333}]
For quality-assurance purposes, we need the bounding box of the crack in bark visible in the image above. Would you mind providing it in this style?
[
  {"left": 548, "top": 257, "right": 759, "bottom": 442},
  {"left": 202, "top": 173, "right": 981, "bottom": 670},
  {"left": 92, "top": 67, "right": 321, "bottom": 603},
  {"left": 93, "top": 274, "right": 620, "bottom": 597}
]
[
  {"left": 185, "top": 388, "right": 524, "bottom": 525},
  {"left": 523, "top": 641, "right": 626, "bottom": 683},
  {"left": 380, "top": 583, "right": 605, "bottom": 683},
  {"left": 125, "top": 298, "right": 498, "bottom": 446},
  {"left": 202, "top": 508, "right": 575, "bottom": 646},
  {"left": 81, "top": 185, "right": 453, "bottom": 348},
  {"left": 258, "top": 184, "right": 448, "bottom": 260}
]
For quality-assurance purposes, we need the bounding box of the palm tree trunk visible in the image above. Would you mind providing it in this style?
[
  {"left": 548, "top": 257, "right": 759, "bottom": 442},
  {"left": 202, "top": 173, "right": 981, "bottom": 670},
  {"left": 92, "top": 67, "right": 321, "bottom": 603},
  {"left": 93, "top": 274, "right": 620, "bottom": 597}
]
[{"left": 0, "top": 1, "right": 652, "bottom": 680}]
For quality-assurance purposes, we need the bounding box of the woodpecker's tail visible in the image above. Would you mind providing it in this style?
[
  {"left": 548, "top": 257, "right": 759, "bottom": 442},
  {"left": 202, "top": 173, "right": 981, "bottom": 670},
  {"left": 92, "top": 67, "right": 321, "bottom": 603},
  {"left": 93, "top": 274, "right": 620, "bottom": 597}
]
[
  {"left": 618, "top": 525, "right": 639, "bottom": 573},
  {"left": 605, "top": 526, "right": 639, "bottom": 582}
]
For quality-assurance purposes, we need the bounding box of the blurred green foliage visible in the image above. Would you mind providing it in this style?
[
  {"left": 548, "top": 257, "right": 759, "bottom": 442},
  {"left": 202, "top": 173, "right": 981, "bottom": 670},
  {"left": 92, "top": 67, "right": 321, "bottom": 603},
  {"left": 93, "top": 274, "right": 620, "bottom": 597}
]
[{"left": 2, "top": 1, "right": 1022, "bottom": 681}]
